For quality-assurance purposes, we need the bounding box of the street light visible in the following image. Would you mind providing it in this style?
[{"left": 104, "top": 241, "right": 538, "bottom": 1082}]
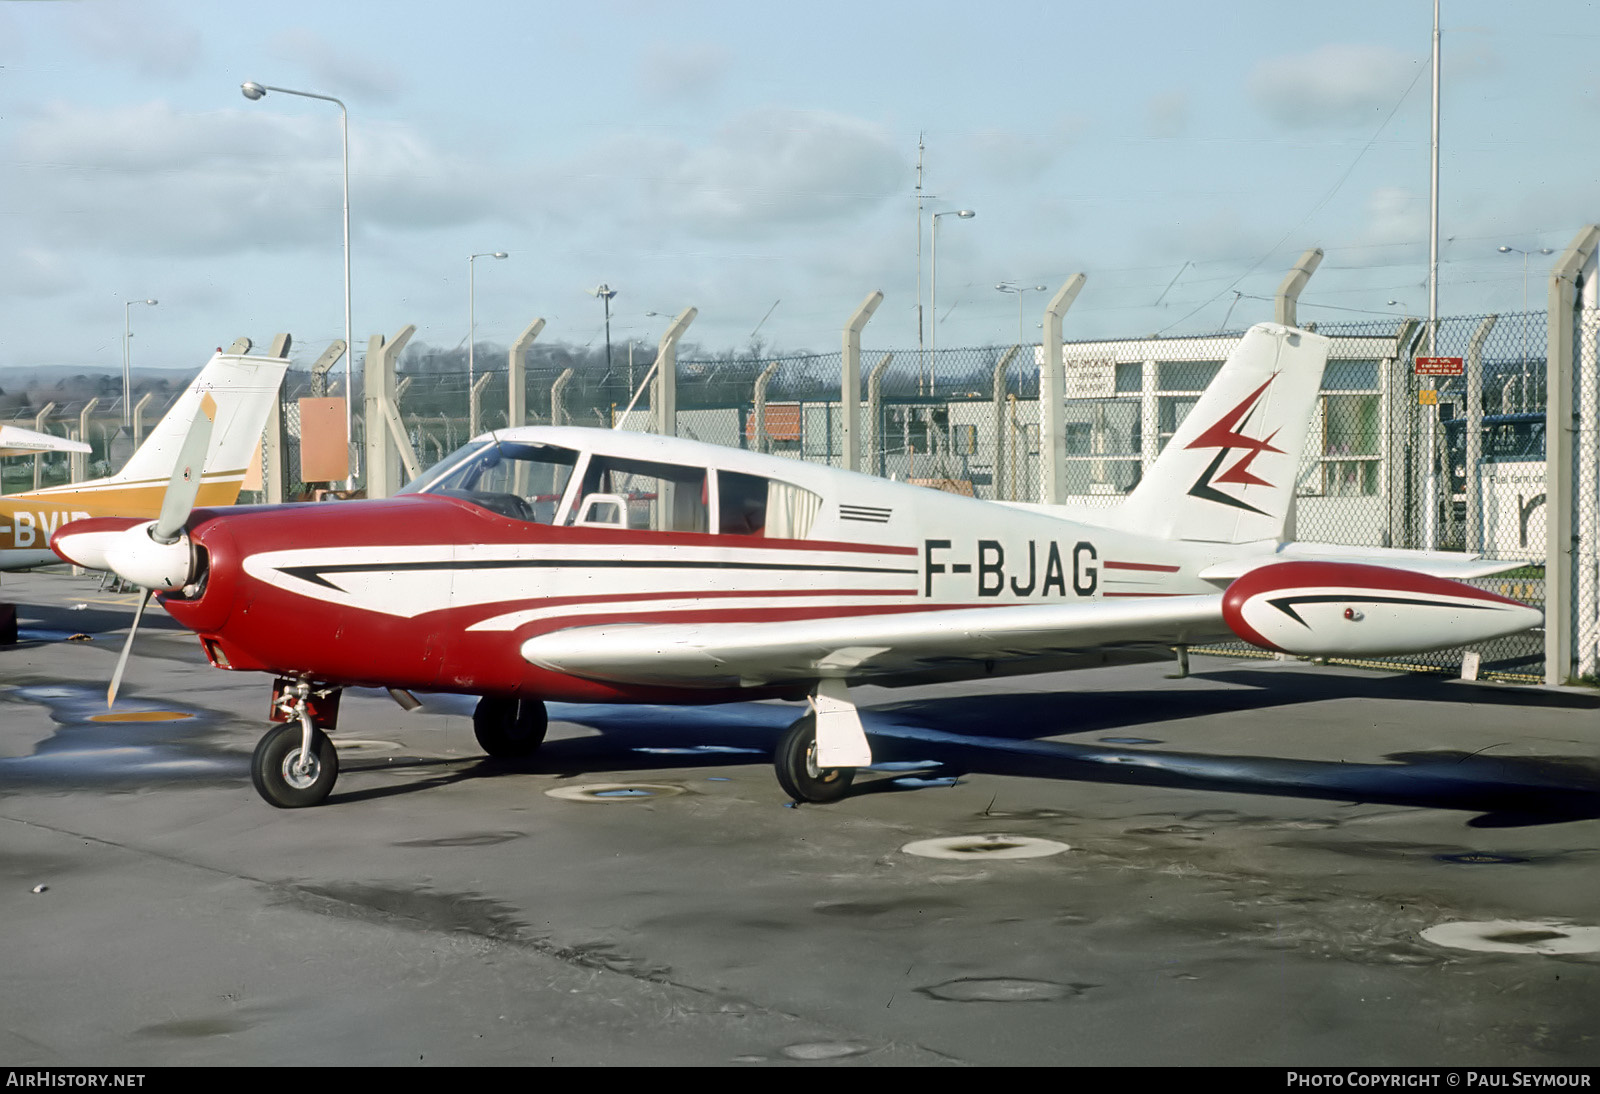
[
  {"left": 929, "top": 209, "right": 975, "bottom": 392},
  {"left": 467, "top": 251, "right": 509, "bottom": 400},
  {"left": 996, "top": 282, "right": 1046, "bottom": 348},
  {"left": 121, "top": 298, "right": 158, "bottom": 430},
  {"left": 587, "top": 283, "right": 619, "bottom": 392},
  {"left": 1498, "top": 244, "right": 1554, "bottom": 368},
  {"left": 240, "top": 81, "right": 352, "bottom": 481}
]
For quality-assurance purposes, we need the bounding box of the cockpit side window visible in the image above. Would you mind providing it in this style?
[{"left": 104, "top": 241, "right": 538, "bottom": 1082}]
[
  {"left": 571, "top": 455, "right": 708, "bottom": 533},
  {"left": 402, "top": 440, "right": 579, "bottom": 523},
  {"left": 716, "top": 470, "right": 820, "bottom": 539}
]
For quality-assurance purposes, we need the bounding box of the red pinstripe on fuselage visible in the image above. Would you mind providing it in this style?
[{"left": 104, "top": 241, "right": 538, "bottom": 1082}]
[{"left": 161, "top": 495, "right": 958, "bottom": 702}]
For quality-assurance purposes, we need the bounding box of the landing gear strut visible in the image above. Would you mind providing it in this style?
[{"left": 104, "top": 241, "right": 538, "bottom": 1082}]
[
  {"left": 251, "top": 679, "right": 341, "bottom": 808},
  {"left": 774, "top": 713, "right": 855, "bottom": 803},
  {"left": 473, "top": 696, "right": 548, "bottom": 758}
]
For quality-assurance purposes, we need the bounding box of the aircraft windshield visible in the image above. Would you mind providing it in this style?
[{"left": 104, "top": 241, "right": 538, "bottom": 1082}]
[{"left": 400, "top": 439, "right": 579, "bottom": 523}]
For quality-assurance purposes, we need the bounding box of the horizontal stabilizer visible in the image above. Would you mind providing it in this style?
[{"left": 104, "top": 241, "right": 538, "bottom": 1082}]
[{"left": 1201, "top": 542, "right": 1523, "bottom": 584}]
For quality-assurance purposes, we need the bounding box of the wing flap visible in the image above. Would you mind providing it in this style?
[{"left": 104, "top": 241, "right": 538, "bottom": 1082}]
[{"left": 520, "top": 595, "right": 1227, "bottom": 689}]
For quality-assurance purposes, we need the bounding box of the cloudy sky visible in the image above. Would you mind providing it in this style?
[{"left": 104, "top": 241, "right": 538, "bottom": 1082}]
[{"left": 3, "top": 0, "right": 1597, "bottom": 375}]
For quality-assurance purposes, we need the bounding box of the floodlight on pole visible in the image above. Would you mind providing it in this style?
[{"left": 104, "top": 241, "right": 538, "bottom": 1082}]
[
  {"left": 468, "top": 251, "right": 509, "bottom": 404},
  {"left": 122, "top": 299, "right": 158, "bottom": 430},
  {"left": 929, "top": 209, "right": 975, "bottom": 392},
  {"left": 240, "top": 79, "right": 353, "bottom": 485},
  {"left": 587, "top": 283, "right": 619, "bottom": 389},
  {"left": 996, "top": 282, "right": 1046, "bottom": 348},
  {"left": 1498, "top": 244, "right": 1555, "bottom": 367}
]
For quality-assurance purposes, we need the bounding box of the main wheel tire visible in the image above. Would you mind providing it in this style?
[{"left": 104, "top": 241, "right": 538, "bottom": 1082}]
[
  {"left": 774, "top": 713, "right": 856, "bottom": 803},
  {"left": 251, "top": 722, "right": 339, "bottom": 808},
  {"left": 473, "top": 696, "right": 548, "bottom": 758}
]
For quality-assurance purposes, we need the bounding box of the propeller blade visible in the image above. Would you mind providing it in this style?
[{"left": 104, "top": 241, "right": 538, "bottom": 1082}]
[
  {"left": 153, "top": 392, "right": 218, "bottom": 544},
  {"left": 107, "top": 587, "right": 152, "bottom": 708}
]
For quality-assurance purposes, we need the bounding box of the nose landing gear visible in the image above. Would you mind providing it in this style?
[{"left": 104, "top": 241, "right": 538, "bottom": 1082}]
[{"left": 250, "top": 679, "right": 342, "bottom": 808}]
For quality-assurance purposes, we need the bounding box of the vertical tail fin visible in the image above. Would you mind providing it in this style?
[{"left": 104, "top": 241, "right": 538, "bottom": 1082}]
[
  {"left": 33, "top": 350, "right": 289, "bottom": 506},
  {"left": 1117, "top": 322, "right": 1329, "bottom": 543}
]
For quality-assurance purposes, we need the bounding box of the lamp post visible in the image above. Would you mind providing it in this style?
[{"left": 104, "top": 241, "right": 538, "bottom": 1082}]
[
  {"left": 122, "top": 298, "right": 157, "bottom": 429},
  {"left": 240, "top": 81, "right": 352, "bottom": 480},
  {"left": 588, "top": 283, "right": 619, "bottom": 397},
  {"left": 467, "top": 251, "right": 508, "bottom": 397},
  {"left": 996, "top": 282, "right": 1046, "bottom": 349},
  {"left": 1499, "top": 244, "right": 1554, "bottom": 407},
  {"left": 929, "top": 209, "right": 975, "bottom": 393},
  {"left": 1497, "top": 246, "right": 1548, "bottom": 335}
]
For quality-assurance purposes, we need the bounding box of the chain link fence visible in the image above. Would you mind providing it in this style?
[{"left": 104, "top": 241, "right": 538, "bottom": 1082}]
[{"left": 25, "top": 307, "right": 1564, "bottom": 682}]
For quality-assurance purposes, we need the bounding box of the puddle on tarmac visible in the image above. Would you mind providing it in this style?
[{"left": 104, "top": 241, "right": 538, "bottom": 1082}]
[
  {"left": 0, "top": 683, "right": 240, "bottom": 787},
  {"left": 134, "top": 1015, "right": 252, "bottom": 1039},
  {"left": 901, "top": 834, "right": 1070, "bottom": 860},
  {"left": 1421, "top": 919, "right": 1600, "bottom": 955},
  {"left": 631, "top": 745, "right": 763, "bottom": 755},
  {"left": 290, "top": 881, "right": 530, "bottom": 943},
  {"left": 545, "top": 782, "right": 686, "bottom": 803},
  {"left": 779, "top": 1041, "right": 870, "bottom": 1060},
  {"left": 918, "top": 977, "right": 1086, "bottom": 1003},
  {"left": 393, "top": 831, "right": 525, "bottom": 849}
]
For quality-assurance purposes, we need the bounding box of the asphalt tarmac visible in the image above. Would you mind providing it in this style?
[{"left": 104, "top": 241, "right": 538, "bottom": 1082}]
[{"left": 3, "top": 568, "right": 1600, "bottom": 1067}]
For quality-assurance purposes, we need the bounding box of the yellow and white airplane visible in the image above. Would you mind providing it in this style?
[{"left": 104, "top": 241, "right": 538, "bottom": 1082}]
[{"left": 0, "top": 347, "right": 288, "bottom": 571}]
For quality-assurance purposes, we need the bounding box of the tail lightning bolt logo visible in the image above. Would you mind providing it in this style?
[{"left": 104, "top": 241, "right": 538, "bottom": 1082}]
[{"left": 1184, "top": 374, "right": 1282, "bottom": 516}]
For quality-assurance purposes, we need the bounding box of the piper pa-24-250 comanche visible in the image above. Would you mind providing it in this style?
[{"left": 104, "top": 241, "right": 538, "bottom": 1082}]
[{"left": 54, "top": 322, "right": 1542, "bottom": 809}]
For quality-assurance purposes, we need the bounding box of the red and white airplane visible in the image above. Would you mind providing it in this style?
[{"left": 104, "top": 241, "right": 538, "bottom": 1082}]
[{"left": 53, "top": 322, "right": 1541, "bottom": 808}]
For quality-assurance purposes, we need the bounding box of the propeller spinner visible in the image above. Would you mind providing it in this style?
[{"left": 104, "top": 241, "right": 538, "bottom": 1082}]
[{"left": 55, "top": 393, "right": 217, "bottom": 706}]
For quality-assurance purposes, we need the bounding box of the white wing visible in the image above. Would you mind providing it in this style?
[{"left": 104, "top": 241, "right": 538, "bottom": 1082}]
[
  {"left": 521, "top": 595, "right": 1227, "bottom": 689},
  {"left": 0, "top": 425, "right": 91, "bottom": 459}
]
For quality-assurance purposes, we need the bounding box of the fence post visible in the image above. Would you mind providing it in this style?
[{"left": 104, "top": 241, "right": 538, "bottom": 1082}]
[
  {"left": 1579, "top": 262, "right": 1600, "bottom": 681},
  {"left": 469, "top": 373, "right": 492, "bottom": 438},
  {"left": 32, "top": 403, "right": 55, "bottom": 490},
  {"left": 1463, "top": 315, "right": 1498, "bottom": 554},
  {"left": 362, "top": 325, "right": 418, "bottom": 499},
  {"left": 752, "top": 361, "right": 781, "bottom": 454},
  {"left": 73, "top": 398, "right": 99, "bottom": 482},
  {"left": 841, "top": 291, "right": 883, "bottom": 472},
  {"left": 865, "top": 353, "right": 892, "bottom": 477},
  {"left": 1544, "top": 224, "right": 1600, "bottom": 685},
  {"left": 551, "top": 368, "right": 574, "bottom": 427},
  {"left": 653, "top": 308, "right": 696, "bottom": 438},
  {"left": 1383, "top": 320, "right": 1422, "bottom": 547},
  {"left": 990, "top": 346, "right": 1020, "bottom": 500},
  {"left": 509, "top": 319, "right": 546, "bottom": 428},
  {"left": 1041, "top": 274, "right": 1086, "bottom": 504},
  {"left": 1274, "top": 248, "right": 1323, "bottom": 328},
  {"left": 309, "top": 340, "right": 346, "bottom": 397},
  {"left": 132, "top": 393, "right": 153, "bottom": 451}
]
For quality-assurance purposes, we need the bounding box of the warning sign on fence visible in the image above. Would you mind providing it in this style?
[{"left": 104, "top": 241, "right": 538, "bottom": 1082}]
[{"left": 1415, "top": 355, "right": 1465, "bottom": 376}]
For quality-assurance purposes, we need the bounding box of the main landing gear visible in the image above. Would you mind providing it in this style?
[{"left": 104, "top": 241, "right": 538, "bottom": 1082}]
[
  {"left": 472, "top": 696, "right": 548, "bottom": 758},
  {"left": 774, "top": 712, "right": 856, "bottom": 804},
  {"left": 251, "top": 680, "right": 342, "bottom": 809}
]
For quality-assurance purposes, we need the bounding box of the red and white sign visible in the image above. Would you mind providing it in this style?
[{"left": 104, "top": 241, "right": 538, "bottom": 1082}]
[{"left": 1415, "top": 355, "right": 1464, "bottom": 376}]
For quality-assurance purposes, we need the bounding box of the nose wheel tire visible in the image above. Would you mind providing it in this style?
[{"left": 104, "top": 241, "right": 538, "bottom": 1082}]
[
  {"left": 473, "top": 696, "right": 549, "bottom": 758},
  {"left": 251, "top": 722, "right": 339, "bottom": 808},
  {"left": 774, "top": 713, "right": 855, "bottom": 803}
]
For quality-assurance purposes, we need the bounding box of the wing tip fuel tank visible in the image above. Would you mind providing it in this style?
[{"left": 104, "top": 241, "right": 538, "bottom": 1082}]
[{"left": 1222, "top": 561, "right": 1542, "bottom": 657}]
